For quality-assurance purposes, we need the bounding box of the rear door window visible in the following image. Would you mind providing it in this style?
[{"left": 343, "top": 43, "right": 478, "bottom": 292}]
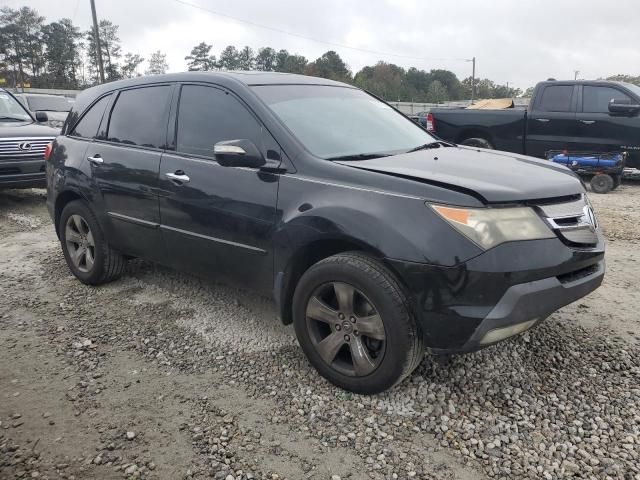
[
  {"left": 583, "top": 86, "right": 633, "bottom": 113},
  {"left": 538, "top": 85, "right": 574, "bottom": 112},
  {"left": 176, "top": 84, "right": 261, "bottom": 158},
  {"left": 70, "top": 94, "right": 112, "bottom": 139},
  {"left": 107, "top": 86, "right": 172, "bottom": 148}
]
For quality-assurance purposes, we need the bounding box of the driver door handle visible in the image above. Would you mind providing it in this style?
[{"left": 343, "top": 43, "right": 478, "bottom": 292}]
[
  {"left": 165, "top": 172, "right": 190, "bottom": 183},
  {"left": 580, "top": 120, "right": 596, "bottom": 125},
  {"left": 87, "top": 155, "right": 103, "bottom": 165},
  {"left": 534, "top": 118, "right": 550, "bottom": 123}
]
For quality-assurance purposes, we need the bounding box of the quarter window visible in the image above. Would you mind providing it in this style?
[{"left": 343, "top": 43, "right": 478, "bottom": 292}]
[
  {"left": 583, "top": 86, "right": 632, "bottom": 113},
  {"left": 107, "top": 86, "right": 171, "bottom": 148},
  {"left": 538, "top": 85, "right": 574, "bottom": 112},
  {"left": 70, "top": 94, "right": 112, "bottom": 139},
  {"left": 176, "top": 85, "right": 261, "bottom": 158}
]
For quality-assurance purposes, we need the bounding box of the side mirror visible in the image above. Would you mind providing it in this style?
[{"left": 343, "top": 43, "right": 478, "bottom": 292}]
[
  {"left": 214, "top": 139, "right": 265, "bottom": 168},
  {"left": 608, "top": 99, "right": 640, "bottom": 116},
  {"left": 35, "top": 111, "right": 48, "bottom": 122}
]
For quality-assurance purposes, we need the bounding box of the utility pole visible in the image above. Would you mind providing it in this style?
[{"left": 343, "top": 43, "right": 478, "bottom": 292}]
[
  {"left": 467, "top": 57, "right": 476, "bottom": 104},
  {"left": 90, "top": 0, "right": 105, "bottom": 83}
]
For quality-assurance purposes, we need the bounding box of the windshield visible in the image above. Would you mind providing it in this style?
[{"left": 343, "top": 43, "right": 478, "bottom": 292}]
[
  {"left": 252, "top": 85, "right": 436, "bottom": 159},
  {"left": 0, "top": 91, "right": 32, "bottom": 121},
  {"left": 622, "top": 83, "right": 640, "bottom": 99},
  {"left": 26, "top": 95, "right": 71, "bottom": 112}
]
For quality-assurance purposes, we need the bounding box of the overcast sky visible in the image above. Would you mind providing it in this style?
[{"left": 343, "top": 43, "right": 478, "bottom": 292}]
[{"left": 7, "top": 0, "right": 640, "bottom": 88}]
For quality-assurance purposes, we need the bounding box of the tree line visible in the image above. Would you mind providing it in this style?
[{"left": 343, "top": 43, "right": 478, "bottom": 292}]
[{"left": 2, "top": 6, "right": 638, "bottom": 102}]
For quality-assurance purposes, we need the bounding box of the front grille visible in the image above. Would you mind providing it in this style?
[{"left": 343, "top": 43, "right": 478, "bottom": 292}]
[
  {"left": 0, "top": 137, "right": 55, "bottom": 160},
  {"left": 535, "top": 194, "right": 598, "bottom": 246}
]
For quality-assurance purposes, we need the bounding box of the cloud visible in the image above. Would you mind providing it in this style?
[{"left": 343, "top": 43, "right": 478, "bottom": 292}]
[{"left": 5, "top": 0, "right": 640, "bottom": 88}]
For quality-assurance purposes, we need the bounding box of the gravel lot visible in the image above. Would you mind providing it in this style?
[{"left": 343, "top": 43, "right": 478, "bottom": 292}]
[{"left": 1, "top": 184, "right": 639, "bottom": 480}]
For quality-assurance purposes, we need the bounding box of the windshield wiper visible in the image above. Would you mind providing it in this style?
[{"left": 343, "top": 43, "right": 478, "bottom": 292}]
[
  {"left": 326, "top": 153, "right": 392, "bottom": 161},
  {"left": 406, "top": 140, "right": 453, "bottom": 153},
  {"left": 0, "top": 116, "right": 27, "bottom": 122}
]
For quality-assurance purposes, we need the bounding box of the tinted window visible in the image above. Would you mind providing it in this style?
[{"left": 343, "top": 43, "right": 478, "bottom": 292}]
[
  {"left": 176, "top": 85, "right": 261, "bottom": 157},
  {"left": 253, "top": 85, "right": 436, "bottom": 159},
  {"left": 71, "top": 94, "right": 112, "bottom": 139},
  {"left": 107, "top": 86, "right": 171, "bottom": 148},
  {"left": 539, "top": 85, "right": 574, "bottom": 112},
  {"left": 583, "top": 86, "right": 632, "bottom": 113}
]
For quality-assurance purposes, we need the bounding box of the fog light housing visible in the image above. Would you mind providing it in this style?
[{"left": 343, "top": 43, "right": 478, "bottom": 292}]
[{"left": 479, "top": 319, "right": 538, "bottom": 346}]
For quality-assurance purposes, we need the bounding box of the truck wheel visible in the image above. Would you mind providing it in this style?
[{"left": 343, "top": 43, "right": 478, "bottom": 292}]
[
  {"left": 292, "top": 252, "right": 424, "bottom": 395},
  {"left": 612, "top": 175, "right": 622, "bottom": 190},
  {"left": 460, "top": 137, "right": 494, "bottom": 149},
  {"left": 590, "top": 174, "right": 614, "bottom": 194},
  {"left": 59, "top": 200, "right": 126, "bottom": 285}
]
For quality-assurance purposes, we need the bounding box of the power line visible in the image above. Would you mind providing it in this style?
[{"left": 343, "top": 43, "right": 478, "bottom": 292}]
[{"left": 171, "top": 0, "right": 468, "bottom": 63}]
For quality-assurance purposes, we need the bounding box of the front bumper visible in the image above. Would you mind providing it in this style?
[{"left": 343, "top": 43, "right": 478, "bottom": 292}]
[
  {"left": 387, "top": 236, "right": 605, "bottom": 353},
  {"left": 0, "top": 158, "right": 46, "bottom": 189}
]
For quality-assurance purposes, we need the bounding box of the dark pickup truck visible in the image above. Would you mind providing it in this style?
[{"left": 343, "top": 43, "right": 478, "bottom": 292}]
[{"left": 428, "top": 80, "right": 640, "bottom": 169}]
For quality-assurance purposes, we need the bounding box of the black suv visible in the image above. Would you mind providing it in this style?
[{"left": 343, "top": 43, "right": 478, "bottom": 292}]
[
  {"left": 47, "top": 72, "right": 605, "bottom": 394},
  {"left": 0, "top": 88, "right": 57, "bottom": 188}
]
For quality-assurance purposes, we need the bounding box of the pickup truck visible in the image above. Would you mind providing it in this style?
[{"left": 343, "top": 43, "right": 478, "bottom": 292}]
[{"left": 428, "top": 80, "right": 640, "bottom": 169}]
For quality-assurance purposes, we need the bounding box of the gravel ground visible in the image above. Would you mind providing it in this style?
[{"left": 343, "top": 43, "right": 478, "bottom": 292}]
[{"left": 1, "top": 183, "right": 639, "bottom": 480}]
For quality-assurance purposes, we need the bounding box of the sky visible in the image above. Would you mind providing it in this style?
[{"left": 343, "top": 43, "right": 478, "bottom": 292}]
[{"left": 6, "top": 0, "right": 640, "bottom": 89}]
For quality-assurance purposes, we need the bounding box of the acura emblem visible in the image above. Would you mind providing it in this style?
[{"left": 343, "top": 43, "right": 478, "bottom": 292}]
[{"left": 18, "top": 142, "right": 33, "bottom": 151}]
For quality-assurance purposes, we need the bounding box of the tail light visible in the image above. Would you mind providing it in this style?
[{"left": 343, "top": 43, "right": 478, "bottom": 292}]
[
  {"left": 426, "top": 113, "right": 435, "bottom": 132},
  {"left": 44, "top": 142, "right": 53, "bottom": 161}
]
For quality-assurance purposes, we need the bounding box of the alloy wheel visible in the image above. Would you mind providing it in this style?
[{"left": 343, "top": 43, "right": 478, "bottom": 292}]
[
  {"left": 305, "top": 282, "right": 386, "bottom": 377},
  {"left": 65, "top": 214, "right": 96, "bottom": 273}
]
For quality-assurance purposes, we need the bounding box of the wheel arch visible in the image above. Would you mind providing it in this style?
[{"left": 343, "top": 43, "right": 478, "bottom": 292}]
[
  {"left": 456, "top": 128, "right": 494, "bottom": 146},
  {"left": 275, "top": 236, "right": 387, "bottom": 325},
  {"left": 54, "top": 189, "right": 87, "bottom": 238}
]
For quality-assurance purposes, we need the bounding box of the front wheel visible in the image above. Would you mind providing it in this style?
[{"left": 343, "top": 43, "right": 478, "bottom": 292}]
[
  {"left": 590, "top": 174, "right": 614, "bottom": 194},
  {"left": 292, "top": 252, "right": 424, "bottom": 394}
]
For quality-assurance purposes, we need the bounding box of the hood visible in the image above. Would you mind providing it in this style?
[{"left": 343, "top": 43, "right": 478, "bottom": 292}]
[
  {"left": 0, "top": 121, "right": 59, "bottom": 137},
  {"left": 336, "top": 146, "right": 584, "bottom": 203}
]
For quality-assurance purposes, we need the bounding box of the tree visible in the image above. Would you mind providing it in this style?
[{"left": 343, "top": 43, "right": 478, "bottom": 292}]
[
  {"left": 121, "top": 52, "right": 144, "bottom": 78},
  {"left": 237, "top": 46, "right": 254, "bottom": 70},
  {"left": 218, "top": 45, "right": 240, "bottom": 70},
  {"left": 85, "top": 19, "right": 122, "bottom": 82},
  {"left": 0, "top": 6, "right": 46, "bottom": 87},
  {"left": 185, "top": 42, "right": 216, "bottom": 71},
  {"left": 42, "top": 18, "right": 81, "bottom": 88},
  {"left": 354, "top": 62, "right": 406, "bottom": 100},
  {"left": 255, "top": 47, "right": 276, "bottom": 71},
  {"left": 606, "top": 74, "right": 640, "bottom": 87},
  {"left": 305, "top": 50, "right": 351, "bottom": 82},
  {"left": 274, "top": 49, "right": 307, "bottom": 74},
  {"left": 426, "top": 80, "right": 448, "bottom": 103},
  {"left": 146, "top": 50, "right": 168, "bottom": 75}
]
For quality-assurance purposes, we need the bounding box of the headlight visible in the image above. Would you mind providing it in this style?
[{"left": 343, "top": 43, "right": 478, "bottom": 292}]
[{"left": 430, "top": 204, "right": 554, "bottom": 250}]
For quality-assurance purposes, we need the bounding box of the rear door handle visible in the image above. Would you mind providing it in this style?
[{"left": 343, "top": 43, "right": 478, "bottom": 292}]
[
  {"left": 165, "top": 172, "right": 190, "bottom": 183},
  {"left": 87, "top": 155, "right": 103, "bottom": 165},
  {"left": 580, "top": 120, "right": 596, "bottom": 125},
  {"left": 534, "top": 118, "right": 550, "bottom": 123}
]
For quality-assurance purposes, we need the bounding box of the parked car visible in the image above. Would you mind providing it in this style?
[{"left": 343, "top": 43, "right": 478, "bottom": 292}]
[
  {"left": 0, "top": 88, "right": 58, "bottom": 189},
  {"left": 15, "top": 93, "right": 72, "bottom": 130},
  {"left": 428, "top": 80, "right": 640, "bottom": 169},
  {"left": 46, "top": 72, "right": 605, "bottom": 394}
]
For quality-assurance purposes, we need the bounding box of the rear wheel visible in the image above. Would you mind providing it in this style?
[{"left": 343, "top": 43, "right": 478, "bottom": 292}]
[
  {"left": 59, "top": 200, "right": 125, "bottom": 285},
  {"left": 460, "top": 137, "right": 494, "bottom": 149},
  {"left": 590, "top": 174, "right": 614, "bottom": 194},
  {"left": 292, "top": 252, "right": 424, "bottom": 394}
]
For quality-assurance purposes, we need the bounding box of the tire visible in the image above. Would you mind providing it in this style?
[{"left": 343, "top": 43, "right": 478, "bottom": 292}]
[
  {"left": 590, "top": 174, "right": 614, "bottom": 194},
  {"left": 612, "top": 175, "right": 622, "bottom": 190},
  {"left": 59, "top": 200, "right": 125, "bottom": 285},
  {"left": 460, "top": 137, "right": 494, "bottom": 149},
  {"left": 292, "top": 252, "right": 424, "bottom": 394}
]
